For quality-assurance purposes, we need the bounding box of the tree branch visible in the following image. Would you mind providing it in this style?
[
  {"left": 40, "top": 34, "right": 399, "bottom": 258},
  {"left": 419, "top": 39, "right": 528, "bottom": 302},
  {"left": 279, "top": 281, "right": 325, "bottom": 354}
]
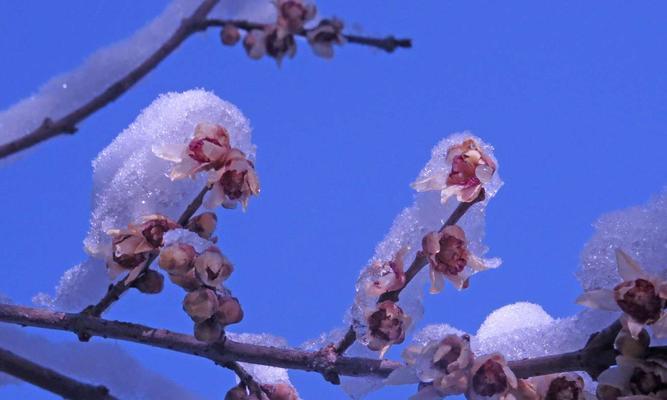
[
  {"left": 335, "top": 190, "right": 487, "bottom": 355},
  {"left": 0, "top": 303, "right": 662, "bottom": 385},
  {"left": 223, "top": 361, "right": 269, "bottom": 400},
  {"left": 0, "top": 345, "right": 117, "bottom": 400},
  {"left": 80, "top": 184, "right": 211, "bottom": 320},
  {"left": 0, "top": 0, "right": 221, "bottom": 160},
  {"left": 0, "top": 10, "right": 411, "bottom": 161}
]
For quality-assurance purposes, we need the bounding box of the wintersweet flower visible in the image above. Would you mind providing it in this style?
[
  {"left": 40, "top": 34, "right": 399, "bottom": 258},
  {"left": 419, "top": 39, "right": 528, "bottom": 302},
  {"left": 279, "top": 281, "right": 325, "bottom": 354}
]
[
  {"left": 466, "top": 353, "right": 519, "bottom": 400},
  {"left": 422, "top": 225, "right": 496, "bottom": 293},
  {"left": 243, "top": 29, "right": 267, "bottom": 60},
  {"left": 194, "top": 318, "right": 223, "bottom": 342},
  {"left": 106, "top": 214, "right": 178, "bottom": 277},
  {"left": 193, "top": 247, "right": 234, "bottom": 287},
  {"left": 221, "top": 24, "right": 241, "bottom": 46},
  {"left": 306, "top": 18, "right": 345, "bottom": 59},
  {"left": 412, "top": 138, "right": 496, "bottom": 204},
  {"left": 261, "top": 383, "right": 299, "bottom": 400},
  {"left": 276, "top": 0, "right": 316, "bottom": 34},
  {"left": 186, "top": 212, "right": 217, "bottom": 240},
  {"left": 183, "top": 288, "right": 219, "bottom": 323},
  {"left": 206, "top": 148, "right": 260, "bottom": 210},
  {"left": 524, "top": 373, "right": 587, "bottom": 400},
  {"left": 215, "top": 295, "right": 244, "bottom": 325},
  {"left": 365, "top": 300, "right": 411, "bottom": 356},
  {"left": 153, "top": 122, "right": 231, "bottom": 180},
  {"left": 387, "top": 334, "right": 474, "bottom": 399},
  {"left": 364, "top": 248, "right": 407, "bottom": 296},
  {"left": 264, "top": 25, "right": 297, "bottom": 64},
  {"left": 133, "top": 269, "right": 164, "bottom": 294},
  {"left": 576, "top": 249, "right": 667, "bottom": 339},
  {"left": 597, "top": 356, "right": 667, "bottom": 399},
  {"left": 158, "top": 243, "right": 197, "bottom": 275}
]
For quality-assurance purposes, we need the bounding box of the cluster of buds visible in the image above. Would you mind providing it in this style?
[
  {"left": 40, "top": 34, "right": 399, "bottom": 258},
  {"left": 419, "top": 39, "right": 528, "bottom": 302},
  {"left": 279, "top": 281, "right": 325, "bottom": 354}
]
[
  {"left": 596, "top": 328, "right": 667, "bottom": 399},
  {"left": 153, "top": 122, "right": 260, "bottom": 210},
  {"left": 224, "top": 383, "right": 299, "bottom": 400},
  {"left": 422, "top": 225, "right": 497, "bottom": 294},
  {"left": 364, "top": 300, "right": 411, "bottom": 356},
  {"left": 182, "top": 287, "right": 243, "bottom": 342},
  {"left": 391, "top": 335, "right": 587, "bottom": 400},
  {"left": 220, "top": 1, "right": 346, "bottom": 63},
  {"left": 577, "top": 249, "right": 667, "bottom": 338},
  {"left": 106, "top": 214, "right": 178, "bottom": 278},
  {"left": 412, "top": 138, "right": 497, "bottom": 204}
]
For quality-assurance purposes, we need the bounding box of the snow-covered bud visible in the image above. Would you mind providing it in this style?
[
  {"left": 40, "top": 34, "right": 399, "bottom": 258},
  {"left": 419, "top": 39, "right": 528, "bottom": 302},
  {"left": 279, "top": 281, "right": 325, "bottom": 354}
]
[
  {"left": 159, "top": 243, "right": 196, "bottom": 275},
  {"left": 207, "top": 149, "right": 260, "bottom": 210},
  {"left": 261, "top": 383, "right": 299, "bottom": 400},
  {"left": 243, "top": 29, "right": 267, "bottom": 60},
  {"left": 194, "top": 247, "right": 233, "bottom": 287},
  {"left": 276, "top": 0, "right": 316, "bottom": 34},
  {"left": 412, "top": 138, "right": 496, "bottom": 204},
  {"left": 133, "top": 270, "right": 164, "bottom": 294},
  {"left": 422, "top": 225, "right": 496, "bottom": 293},
  {"left": 366, "top": 300, "right": 410, "bottom": 356},
  {"left": 365, "top": 248, "right": 407, "bottom": 296},
  {"left": 221, "top": 24, "right": 241, "bottom": 46},
  {"left": 615, "top": 328, "right": 650, "bottom": 358},
  {"left": 577, "top": 249, "right": 667, "bottom": 338},
  {"left": 194, "top": 318, "right": 223, "bottom": 343},
  {"left": 183, "top": 288, "right": 219, "bottom": 323},
  {"left": 224, "top": 385, "right": 248, "bottom": 400},
  {"left": 306, "top": 18, "right": 345, "bottom": 59},
  {"left": 468, "top": 354, "right": 517, "bottom": 400},
  {"left": 215, "top": 296, "right": 244, "bottom": 325},
  {"left": 187, "top": 212, "right": 217, "bottom": 239},
  {"left": 525, "top": 373, "right": 586, "bottom": 400},
  {"left": 169, "top": 269, "right": 201, "bottom": 291}
]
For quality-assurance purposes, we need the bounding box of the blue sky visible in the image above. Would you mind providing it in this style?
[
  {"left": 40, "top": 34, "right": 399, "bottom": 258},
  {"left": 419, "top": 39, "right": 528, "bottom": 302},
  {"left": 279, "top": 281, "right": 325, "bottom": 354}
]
[{"left": 1, "top": 1, "right": 667, "bottom": 399}]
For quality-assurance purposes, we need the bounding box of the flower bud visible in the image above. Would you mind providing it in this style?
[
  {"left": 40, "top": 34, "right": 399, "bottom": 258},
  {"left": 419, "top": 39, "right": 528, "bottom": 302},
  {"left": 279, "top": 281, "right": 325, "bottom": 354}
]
[
  {"left": 215, "top": 296, "right": 244, "bottom": 325},
  {"left": 596, "top": 384, "right": 623, "bottom": 400},
  {"left": 169, "top": 268, "right": 201, "bottom": 291},
  {"left": 183, "top": 288, "right": 219, "bottom": 322},
  {"left": 133, "top": 270, "right": 164, "bottom": 294},
  {"left": 615, "top": 328, "right": 650, "bottom": 358},
  {"left": 224, "top": 385, "right": 248, "bottom": 400},
  {"left": 194, "top": 247, "right": 233, "bottom": 287},
  {"left": 194, "top": 318, "right": 223, "bottom": 343},
  {"left": 159, "top": 244, "right": 196, "bottom": 275},
  {"left": 261, "top": 383, "right": 299, "bottom": 400},
  {"left": 221, "top": 24, "right": 241, "bottom": 46},
  {"left": 187, "top": 212, "right": 217, "bottom": 239}
]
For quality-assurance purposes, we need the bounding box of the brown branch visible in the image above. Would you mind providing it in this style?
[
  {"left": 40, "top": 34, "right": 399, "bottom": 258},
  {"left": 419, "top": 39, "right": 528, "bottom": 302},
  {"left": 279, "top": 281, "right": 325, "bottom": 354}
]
[
  {"left": 200, "top": 19, "right": 412, "bottom": 53},
  {"left": 0, "top": 345, "right": 117, "bottom": 400},
  {"left": 335, "top": 190, "right": 487, "bottom": 355},
  {"left": 0, "top": 0, "right": 220, "bottom": 160},
  {"left": 80, "top": 184, "right": 211, "bottom": 320},
  {"left": 0, "top": 303, "right": 663, "bottom": 384}
]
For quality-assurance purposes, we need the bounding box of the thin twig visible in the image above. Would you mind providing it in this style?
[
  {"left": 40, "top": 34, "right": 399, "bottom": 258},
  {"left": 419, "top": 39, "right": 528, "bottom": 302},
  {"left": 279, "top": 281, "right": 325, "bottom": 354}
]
[
  {"left": 0, "top": 345, "right": 117, "bottom": 400},
  {"left": 335, "top": 190, "right": 486, "bottom": 355},
  {"left": 0, "top": 0, "right": 220, "bottom": 160},
  {"left": 0, "top": 13, "right": 411, "bottom": 161},
  {"left": 80, "top": 184, "right": 211, "bottom": 320},
  {"left": 200, "top": 19, "right": 412, "bottom": 53},
  {"left": 0, "top": 303, "right": 661, "bottom": 382},
  {"left": 223, "top": 361, "right": 269, "bottom": 400}
]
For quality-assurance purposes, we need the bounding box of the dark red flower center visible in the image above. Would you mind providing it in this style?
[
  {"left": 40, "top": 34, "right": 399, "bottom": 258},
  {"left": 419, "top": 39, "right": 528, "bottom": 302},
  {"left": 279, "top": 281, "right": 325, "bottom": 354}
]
[
  {"left": 142, "top": 220, "right": 173, "bottom": 248},
  {"left": 630, "top": 367, "right": 667, "bottom": 395},
  {"left": 472, "top": 359, "right": 508, "bottom": 397},
  {"left": 368, "top": 307, "right": 404, "bottom": 342},
  {"left": 188, "top": 137, "right": 223, "bottom": 163},
  {"left": 220, "top": 170, "right": 247, "bottom": 200},
  {"left": 434, "top": 233, "right": 467, "bottom": 275},
  {"left": 545, "top": 377, "right": 580, "bottom": 400},
  {"left": 615, "top": 279, "right": 664, "bottom": 324},
  {"left": 433, "top": 342, "right": 462, "bottom": 374},
  {"left": 112, "top": 235, "right": 147, "bottom": 269}
]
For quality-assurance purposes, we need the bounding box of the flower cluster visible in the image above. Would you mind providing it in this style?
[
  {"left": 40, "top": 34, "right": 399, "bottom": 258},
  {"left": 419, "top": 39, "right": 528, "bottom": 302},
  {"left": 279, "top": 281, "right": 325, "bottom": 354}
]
[
  {"left": 219, "top": 1, "right": 346, "bottom": 63},
  {"left": 154, "top": 122, "right": 260, "bottom": 210},
  {"left": 422, "top": 225, "right": 498, "bottom": 293},
  {"left": 597, "top": 328, "right": 667, "bottom": 399},
  {"left": 389, "top": 334, "right": 587, "bottom": 400},
  {"left": 412, "top": 138, "right": 497, "bottom": 204},
  {"left": 158, "top": 223, "right": 243, "bottom": 342},
  {"left": 577, "top": 249, "right": 667, "bottom": 339}
]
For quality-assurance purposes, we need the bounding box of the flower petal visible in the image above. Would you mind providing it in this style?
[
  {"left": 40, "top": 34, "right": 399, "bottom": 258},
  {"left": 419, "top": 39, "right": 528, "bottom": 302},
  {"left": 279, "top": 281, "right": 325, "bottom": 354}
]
[
  {"left": 429, "top": 269, "right": 445, "bottom": 294},
  {"left": 615, "top": 249, "right": 647, "bottom": 281},
  {"left": 152, "top": 143, "right": 185, "bottom": 162},
  {"left": 576, "top": 289, "right": 619, "bottom": 311}
]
